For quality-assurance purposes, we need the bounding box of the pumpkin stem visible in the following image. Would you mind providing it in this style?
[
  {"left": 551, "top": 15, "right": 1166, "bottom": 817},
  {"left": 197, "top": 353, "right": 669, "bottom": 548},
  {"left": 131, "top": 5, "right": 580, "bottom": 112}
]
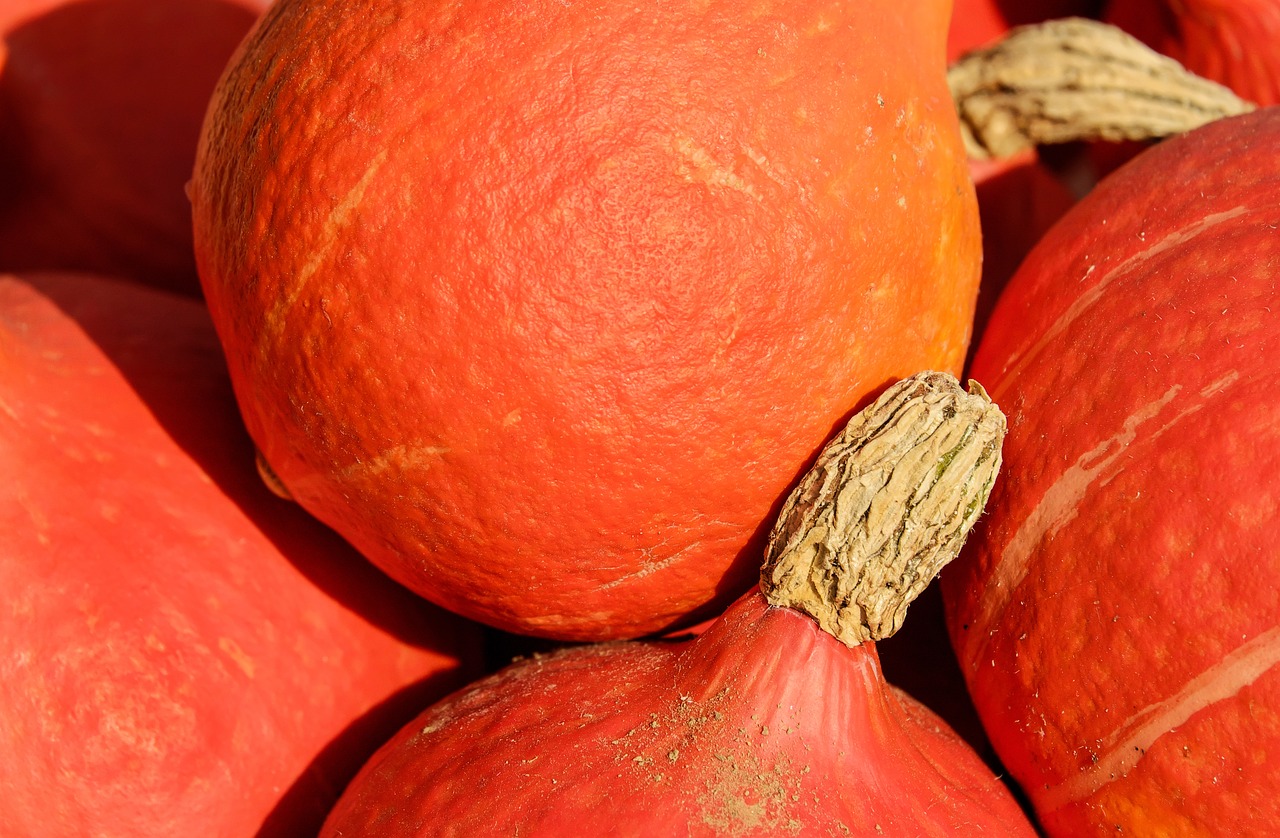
[
  {"left": 255, "top": 447, "right": 294, "bottom": 501},
  {"left": 760, "top": 372, "right": 1006, "bottom": 647},
  {"left": 949, "top": 17, "right": 1254, "bottom": 160}
]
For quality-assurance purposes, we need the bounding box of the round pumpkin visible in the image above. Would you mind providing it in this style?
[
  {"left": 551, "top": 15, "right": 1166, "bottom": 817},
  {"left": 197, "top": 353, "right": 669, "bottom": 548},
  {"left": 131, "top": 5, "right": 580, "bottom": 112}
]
[
  {"left": 190, "top": 0, "right": 981, "bottom": 641},
  {"left": 942, "top": 107, "right": 1280, "bottom": 833},
  {"left": 0, "top": 271, "right": 483, "bottom": 837}
]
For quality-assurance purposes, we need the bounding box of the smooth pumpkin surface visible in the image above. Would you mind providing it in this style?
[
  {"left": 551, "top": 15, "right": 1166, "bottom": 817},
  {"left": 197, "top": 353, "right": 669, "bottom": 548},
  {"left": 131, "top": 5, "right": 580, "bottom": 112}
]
[
  {"left": 191, "top": 0, "right": 980, "bottom": 640},
  {"left": 943, "top": 108, "right": 1280, "bottom": 833},
  {"left": 322, "top": 589, "right": 1037, "bottom": 836},
  {"left": 0, "top": 271, "right": 483, "bottom": 837},
  {"left": 0, "top": 0, "right": 269, "bottom": 295}
]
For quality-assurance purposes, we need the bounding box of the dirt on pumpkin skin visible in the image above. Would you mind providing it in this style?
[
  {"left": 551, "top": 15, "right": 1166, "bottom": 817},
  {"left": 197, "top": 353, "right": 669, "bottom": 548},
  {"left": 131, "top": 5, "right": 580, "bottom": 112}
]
[
  {"left": 466, "top": 641, "right": 817, "bottom": 834},
  {"left": 599, "top": 677, "right": 826, "bottom": 836}
]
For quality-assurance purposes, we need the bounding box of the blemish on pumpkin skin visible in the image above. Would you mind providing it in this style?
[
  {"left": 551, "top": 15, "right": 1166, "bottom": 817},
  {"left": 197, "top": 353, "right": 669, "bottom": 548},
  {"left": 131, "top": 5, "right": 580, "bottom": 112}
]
[
  {"left": 261, "top": 147, "right": 390, "bottom": 343},
  {"left": 1039, "top": 625, "right": 1280, "bottom": 811},
  {"left": 17, "top": 493, "right": 52, "bottom": 547},
  {"left": 218, "top": 636, "right": 256, "bottom": 679},
  {"left": 340, "top": 442, "right": 451, "bottom": 481},
  {"left": 805, "top": 13, "right": 834, "bottom": 35},
  {"left": 670, "top": 136, "right": 760, "bottom": 200},
  {"left": 595, "top": 542, "right": 701, "bottom": 591}
]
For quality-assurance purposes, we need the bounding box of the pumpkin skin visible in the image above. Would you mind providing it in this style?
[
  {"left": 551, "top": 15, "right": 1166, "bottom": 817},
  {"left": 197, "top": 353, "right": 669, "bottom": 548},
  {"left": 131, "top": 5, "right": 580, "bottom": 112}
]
[
  {"left": 942, "top": 107, "right": 1280, "bottom": 834},
  {"left": 321, "top": 588, "right": 1038, "bottom": 836},
  {"left": 0, "top": 0, "right": 269, "bottom": 296},
  {"left": 0, "top": 271, "right": 483, "bottom": 837},
  {"left": 190, "top": 0, "right": 982, "bottom": 641}
]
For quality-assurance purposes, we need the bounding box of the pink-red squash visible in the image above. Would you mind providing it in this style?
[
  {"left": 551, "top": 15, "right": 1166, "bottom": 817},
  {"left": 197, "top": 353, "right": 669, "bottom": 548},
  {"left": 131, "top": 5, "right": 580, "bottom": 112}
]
[
  {"left": 320, "top": 373, "right": 1036, "bottom": 836},
  {"left": 943, "top": 107, "right": 1280, "bottom": 833},
  {"left": 0, "top": 271, "right": 483, "bottom": 837},
  {"left": 0, "top": 0, "right": 269, "bottom": 295},
  {"left": 328, "top": 592, "right": 1035, "bottom": 836},
  {"left": 190, "top": 0, "right": 982, "bottom": 642}
]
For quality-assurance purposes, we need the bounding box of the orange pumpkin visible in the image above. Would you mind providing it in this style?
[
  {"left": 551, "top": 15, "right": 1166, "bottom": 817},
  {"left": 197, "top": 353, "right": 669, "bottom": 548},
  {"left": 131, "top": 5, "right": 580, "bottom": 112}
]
[{"left": 191, "top": 0, "right": 981, "bottom": 641}]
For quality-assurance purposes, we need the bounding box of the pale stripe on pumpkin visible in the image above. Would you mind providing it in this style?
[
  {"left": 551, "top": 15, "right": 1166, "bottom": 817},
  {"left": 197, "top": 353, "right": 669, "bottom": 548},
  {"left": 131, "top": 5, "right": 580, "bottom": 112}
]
[
  {"left": 968, "top": 369, "right": 1242, "bottom": 663},
  {"left": 1039, "top": 624, "right": 1280, "bottom": 810}
]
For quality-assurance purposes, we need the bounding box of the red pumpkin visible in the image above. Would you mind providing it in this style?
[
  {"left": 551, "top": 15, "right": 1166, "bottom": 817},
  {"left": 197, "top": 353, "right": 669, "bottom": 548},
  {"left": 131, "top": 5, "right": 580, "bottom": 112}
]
[
  {"left": 0, "top": 0, "right": 269, "bottom": 295},
  {"left": 0, "top": 271, "right": 483, "bottom": 837},
  {"left": 321, "top": 373, "right": 1036, "bottom": 836},
  {"left": 190, "top": 0, "right": 983, "bottom": 641},
  {"left": 943, "top": 107, "right": 1280, "bottom": 833},
  {"left": 326, "top": 592, "right": 1036, "bottom": 836}
]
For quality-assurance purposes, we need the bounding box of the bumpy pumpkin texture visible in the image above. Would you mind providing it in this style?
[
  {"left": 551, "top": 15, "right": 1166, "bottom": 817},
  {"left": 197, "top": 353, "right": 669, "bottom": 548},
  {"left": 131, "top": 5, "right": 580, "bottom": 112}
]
[
  {"left": 0, "top": 271, "right": 483, "bottom": 838},
  {"left": 191, "top": 0, "right": 982, "bottom": 640},
  {"left": 943, "top": 107, "right": 1280, "bottom": 834}
]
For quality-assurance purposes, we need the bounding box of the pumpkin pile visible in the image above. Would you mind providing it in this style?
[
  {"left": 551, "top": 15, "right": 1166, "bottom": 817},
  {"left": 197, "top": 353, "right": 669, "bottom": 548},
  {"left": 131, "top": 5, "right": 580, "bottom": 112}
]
[{"left": 3, "top": 0, "right": 1279, "bottom": 833}]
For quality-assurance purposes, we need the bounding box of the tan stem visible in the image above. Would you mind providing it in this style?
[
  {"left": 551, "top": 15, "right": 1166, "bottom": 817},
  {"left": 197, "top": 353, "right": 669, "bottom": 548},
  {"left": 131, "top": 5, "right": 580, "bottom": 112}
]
[
  {"left": 760, "top": 372, "right": 1006, "bottom": 647},
  {"left": 949, "top": 17, "right": 1255, "bottom": 160},
  {"left": 255, "top": 447, "right": 294, "bottom": 501}
]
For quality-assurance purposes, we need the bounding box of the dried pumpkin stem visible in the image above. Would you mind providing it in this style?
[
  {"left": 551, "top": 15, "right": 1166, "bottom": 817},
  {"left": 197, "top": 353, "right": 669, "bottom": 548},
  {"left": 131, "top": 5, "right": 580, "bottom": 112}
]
[
  {"left": 760, "top": 372, "right": 1006, "bottom": 647},
  {"left": 255, "top": 447, "right": 294, "bottom": 501},
  {"left": 949, "top": 17, "right": 1255, "bottom": 160}
]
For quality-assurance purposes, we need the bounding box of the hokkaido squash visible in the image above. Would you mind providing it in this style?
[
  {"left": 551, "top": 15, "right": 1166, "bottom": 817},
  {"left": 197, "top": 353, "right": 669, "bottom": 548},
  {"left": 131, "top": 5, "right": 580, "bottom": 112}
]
[
  {"left": 190, "top": 0, "right": 982, "bottom": 641},
  {"left": 0, "top": 0, "right": 269, "bottom": 295},
  {"left": 942, "top": 107, "right": 1280, "bottom": 833},
  {"left": 0, "top": 271, "right": 483, "bottom": 837},
  {"left": 320, "top": 372, "right": 1037, "bottom": 836}
]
